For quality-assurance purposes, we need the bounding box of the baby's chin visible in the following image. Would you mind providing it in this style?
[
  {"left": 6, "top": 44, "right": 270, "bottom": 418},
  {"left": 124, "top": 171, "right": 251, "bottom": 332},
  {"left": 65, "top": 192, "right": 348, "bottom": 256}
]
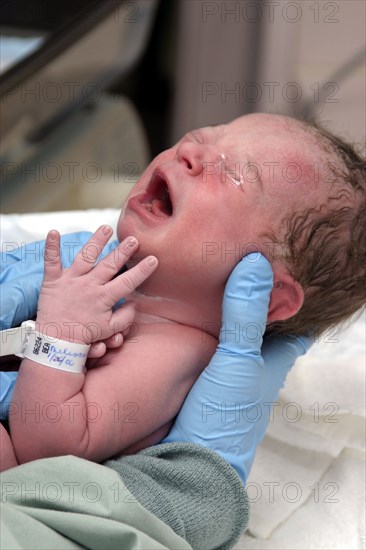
[
  {"left": 116, "top": 211, "right": 136, "bottom": 243},
  {"left": 116, "top": 221, "right": 126, "bottom": 243},
  {"left": 116, "top": 204, "right": 128, "bottom": 239},
  {"left": 116, "top": 217, "right": 151, "bottom": 261}
]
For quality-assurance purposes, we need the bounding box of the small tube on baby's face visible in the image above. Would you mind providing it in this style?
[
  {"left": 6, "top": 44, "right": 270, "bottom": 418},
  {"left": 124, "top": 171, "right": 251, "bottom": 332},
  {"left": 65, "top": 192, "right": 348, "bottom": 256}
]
[
  {"left": 218, "top": 153, "right": 245, "bottom": 189},
  {"left": 225, "top": 172, "right": 245, "bottom": 188}
]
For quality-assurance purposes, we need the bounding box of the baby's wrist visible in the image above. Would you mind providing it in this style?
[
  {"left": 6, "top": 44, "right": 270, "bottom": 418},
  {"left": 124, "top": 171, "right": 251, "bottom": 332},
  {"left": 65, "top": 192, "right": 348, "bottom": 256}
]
[
  {"left": 20, "top": 320, "right": 90, "bottom": 374},
  {"left": 34, "top": 318, "right": 91, "bottom": 345}
]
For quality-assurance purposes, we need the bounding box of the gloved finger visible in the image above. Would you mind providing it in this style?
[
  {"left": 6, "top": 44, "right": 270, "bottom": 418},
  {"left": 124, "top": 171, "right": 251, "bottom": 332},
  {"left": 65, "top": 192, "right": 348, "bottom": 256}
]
[
  {"left": 261, "top": 333, "right": 314, "bottom": 382},
  {"left": 0, "top": 372, "right": 18, "bottom": 421},
  {"left": 43, "top": 231, "right": 62, "bottom": 283},
  {"left": 1, "top": 282, "right": 40, "bottom": 329},
  {"left": 220, "top": 253, "right": 273, "bottom": 355},
  {"left": 222, "top": 253, "right": 273, "bottom": 324}
]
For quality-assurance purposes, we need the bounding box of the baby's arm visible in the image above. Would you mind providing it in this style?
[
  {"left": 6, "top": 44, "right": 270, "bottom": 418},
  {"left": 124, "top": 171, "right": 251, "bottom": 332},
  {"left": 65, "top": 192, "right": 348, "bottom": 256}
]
[
  {"left": 0, "top": 424, "right": 18, "bottom": 471},
  {"left": 9, "top": 323, "right": 216, "bottom": 464},
  {"left": 8, "top": 227, "right": 158, "bottom": 465}
]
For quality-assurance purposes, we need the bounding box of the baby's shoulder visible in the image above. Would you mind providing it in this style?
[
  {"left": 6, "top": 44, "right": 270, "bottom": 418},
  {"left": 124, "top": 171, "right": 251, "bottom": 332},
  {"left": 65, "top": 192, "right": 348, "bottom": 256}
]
[
  {"left": 132, "top": 319, "right": 215, "bottom": 348},
  {"left": 123, "top": 320, "right": 217, "bottom": 376}
]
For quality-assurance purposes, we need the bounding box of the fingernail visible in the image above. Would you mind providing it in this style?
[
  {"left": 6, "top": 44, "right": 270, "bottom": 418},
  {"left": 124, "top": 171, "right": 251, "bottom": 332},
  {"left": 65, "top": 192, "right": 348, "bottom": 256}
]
[
  {"left": 49, "top": 230, "right": 57, "bottom": 241},
  {"left": 147, "top": 256, "right": 158, "bottom": 267},
  {"left": 126, "top": 237, "right": 138, "bottom": 248},
  {"left": 102, "top": 225, "right": 112, "bottom": 235}
]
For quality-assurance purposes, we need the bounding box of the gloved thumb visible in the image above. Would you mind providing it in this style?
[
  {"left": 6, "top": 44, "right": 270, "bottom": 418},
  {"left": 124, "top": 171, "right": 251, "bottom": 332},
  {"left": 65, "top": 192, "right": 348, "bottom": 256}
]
[{"left": 220, "top": 253, "right": 273, "bottom": 355}]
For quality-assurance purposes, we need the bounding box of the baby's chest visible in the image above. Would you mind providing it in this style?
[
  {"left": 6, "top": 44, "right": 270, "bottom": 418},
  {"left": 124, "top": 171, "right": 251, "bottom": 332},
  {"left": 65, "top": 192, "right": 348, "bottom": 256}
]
[{"left": 88, "top": 322, "right": 208, "bottom": 379}]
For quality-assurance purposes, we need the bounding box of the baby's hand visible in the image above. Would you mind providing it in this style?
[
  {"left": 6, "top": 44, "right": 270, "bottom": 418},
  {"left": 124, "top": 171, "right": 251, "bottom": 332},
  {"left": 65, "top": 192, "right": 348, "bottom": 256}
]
[
  {"left": 36, "top": 226, "right": 158, "bottom": 344},
  {"left": 88, "top": 333, "right": 125, "bottom": 359}
]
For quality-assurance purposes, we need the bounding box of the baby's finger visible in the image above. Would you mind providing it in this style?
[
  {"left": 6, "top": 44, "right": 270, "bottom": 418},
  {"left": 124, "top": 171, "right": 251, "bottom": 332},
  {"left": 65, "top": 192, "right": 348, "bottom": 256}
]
[
  {"left": 107, "top": 256, "right": 158, "bottom": 304},
  {"left": 71, "top": 225, "right": 113, "bottom": 276},
  {"left": 43, "top": 230, "right": 62, "bottom": 283},
  {"left": 91, "top": 236, "right": 139, "bottom": 282},
  {"left": 88, "top": 341, "right": 107, "bottom": 358},
  {"left": 104, "top": 333, "right": 124, "bottom": 349},
  {"left": 110, "top": 301, "right": 136, "bottom": 335}
]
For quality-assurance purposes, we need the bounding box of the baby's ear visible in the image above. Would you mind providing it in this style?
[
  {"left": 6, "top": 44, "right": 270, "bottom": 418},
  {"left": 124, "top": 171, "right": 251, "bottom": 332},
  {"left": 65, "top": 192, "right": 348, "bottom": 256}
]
[{"left": 267, "top": 273, "right": 304, "bottom": 322}]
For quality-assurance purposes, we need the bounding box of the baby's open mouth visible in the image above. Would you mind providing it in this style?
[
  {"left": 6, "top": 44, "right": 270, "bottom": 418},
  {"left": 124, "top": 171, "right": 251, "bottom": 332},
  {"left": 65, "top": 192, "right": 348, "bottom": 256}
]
[{"left": 139, "top": 172, "right": 173, "bottom": 218}]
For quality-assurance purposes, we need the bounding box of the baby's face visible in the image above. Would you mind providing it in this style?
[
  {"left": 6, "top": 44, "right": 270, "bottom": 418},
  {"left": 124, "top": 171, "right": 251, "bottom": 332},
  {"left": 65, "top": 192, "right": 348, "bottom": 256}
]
[{"left": 117, "top": 113, "right": 331, "bottom": 294}]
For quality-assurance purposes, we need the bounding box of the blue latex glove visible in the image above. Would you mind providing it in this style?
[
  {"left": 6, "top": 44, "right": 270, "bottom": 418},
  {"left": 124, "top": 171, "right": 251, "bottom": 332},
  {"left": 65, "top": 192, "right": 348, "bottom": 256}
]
[
  {"left": 0, "top": 231, "right": 119, "bottom": 420},
  {"left": 0, "top": 373, "right": 18, "bottom": 420},
  {"left": 1, "top": 231, "right": 119, "bottom": 329},
  {"left": 163, "top": 253, "right": 312, "bottom": 484}
]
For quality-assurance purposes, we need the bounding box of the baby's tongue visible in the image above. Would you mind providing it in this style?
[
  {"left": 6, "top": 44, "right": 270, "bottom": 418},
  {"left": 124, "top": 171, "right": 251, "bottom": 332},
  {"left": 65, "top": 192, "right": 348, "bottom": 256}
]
[{"left": 151, "top": 199, "right": 169, "bottom": 218}]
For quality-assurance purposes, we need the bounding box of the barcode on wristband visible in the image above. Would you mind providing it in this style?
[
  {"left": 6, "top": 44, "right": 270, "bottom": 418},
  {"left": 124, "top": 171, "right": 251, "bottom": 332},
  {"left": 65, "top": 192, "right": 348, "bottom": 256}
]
[
  {"left": 33, "top": 336, "right": 42, "bottom": 355},
  {"left": 23, "top": 329, "right": 89, "bottom": 373}
]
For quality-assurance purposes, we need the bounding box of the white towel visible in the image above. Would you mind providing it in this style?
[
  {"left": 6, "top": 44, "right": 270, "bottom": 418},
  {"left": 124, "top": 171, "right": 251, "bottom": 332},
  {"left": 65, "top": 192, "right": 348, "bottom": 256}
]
[{"left": 235, "top": 313, "right": 365, "bottom": 549}]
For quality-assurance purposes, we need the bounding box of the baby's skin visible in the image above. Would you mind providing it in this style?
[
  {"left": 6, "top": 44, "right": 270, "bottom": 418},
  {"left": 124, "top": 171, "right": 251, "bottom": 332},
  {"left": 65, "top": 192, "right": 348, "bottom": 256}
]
[
  {"left": 1, "top": 113, "right": 342, "bottom": 470},
  {"left": 1, "top": 228, "right": 216, "bottom": 470}
]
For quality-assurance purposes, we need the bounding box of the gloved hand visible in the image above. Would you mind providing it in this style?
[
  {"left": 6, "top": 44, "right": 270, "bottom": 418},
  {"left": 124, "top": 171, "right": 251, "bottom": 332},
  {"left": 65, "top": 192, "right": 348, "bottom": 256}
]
[
  {"left": 0, "top": 231, "right": 119, "bottom": 420},
  {"left": 1, "top": 231, "right": 119, "bottom": 329},
  {"left": 0, "top": 372, "right": 18, "bottom": 421},
  {"left": 163, "top": 253, "right": 312, "bottom": 484}
]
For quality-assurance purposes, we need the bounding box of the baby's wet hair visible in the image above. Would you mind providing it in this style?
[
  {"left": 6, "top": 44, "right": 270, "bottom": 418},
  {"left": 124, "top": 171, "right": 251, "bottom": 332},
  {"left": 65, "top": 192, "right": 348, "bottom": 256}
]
[{"left": 266, "top": 117, "right": 365, "bottom": 337}]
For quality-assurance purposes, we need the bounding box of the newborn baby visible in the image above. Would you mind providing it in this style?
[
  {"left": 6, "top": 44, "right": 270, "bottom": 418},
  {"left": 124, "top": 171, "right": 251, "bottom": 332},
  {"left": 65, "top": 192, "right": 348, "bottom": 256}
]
[{"left": 1, "top": 113, "right": 364, "bottom": 470}]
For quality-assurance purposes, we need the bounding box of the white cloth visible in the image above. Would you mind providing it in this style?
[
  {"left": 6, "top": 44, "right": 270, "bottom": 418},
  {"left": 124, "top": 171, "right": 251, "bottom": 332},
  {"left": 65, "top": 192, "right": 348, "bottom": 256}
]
[
  {"left": 236, "top": 312, "right": 366, "bottom": 549},
  {"left": 0, "top": 209, "right": 120, "bottom": 245}
]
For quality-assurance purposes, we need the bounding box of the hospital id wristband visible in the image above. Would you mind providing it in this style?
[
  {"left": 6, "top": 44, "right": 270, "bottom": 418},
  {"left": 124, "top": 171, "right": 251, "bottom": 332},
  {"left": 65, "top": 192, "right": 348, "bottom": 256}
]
[{"left": 20, "top": 321, "right": 89, "bottom": 373}]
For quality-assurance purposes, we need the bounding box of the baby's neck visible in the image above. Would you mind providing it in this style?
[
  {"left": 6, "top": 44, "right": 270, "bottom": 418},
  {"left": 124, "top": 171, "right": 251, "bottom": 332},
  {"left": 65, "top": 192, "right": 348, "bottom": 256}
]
[{"left": 128, "top": 289, "right": 221, "bottom": 339}]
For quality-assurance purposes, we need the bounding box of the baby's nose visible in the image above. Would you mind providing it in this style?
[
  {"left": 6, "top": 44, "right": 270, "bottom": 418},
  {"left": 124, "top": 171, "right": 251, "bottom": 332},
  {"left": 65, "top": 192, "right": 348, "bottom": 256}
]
[{"left": 176, "top": 142, "right": 222, "bottom": 176}]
